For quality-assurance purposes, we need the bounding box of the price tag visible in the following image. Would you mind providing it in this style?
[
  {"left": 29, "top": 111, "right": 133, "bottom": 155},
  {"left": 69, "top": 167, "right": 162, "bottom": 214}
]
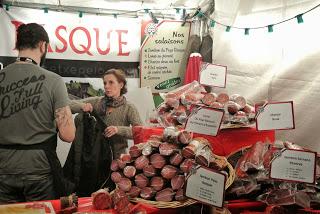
[
  {"left": 256, "top": 101, "right": 295, "bottom": 131},
  {"left": 185, "top": 107, "right": 224, "bottom": 136},
  {"left": 199, "top": 63, "right": 227, "bottom": 88},
  {"left": 270, "top": 149, "right": 316, "bottom": 184},
  {"left": 185, "top": 166, "right": 226, "bottom": 208}
]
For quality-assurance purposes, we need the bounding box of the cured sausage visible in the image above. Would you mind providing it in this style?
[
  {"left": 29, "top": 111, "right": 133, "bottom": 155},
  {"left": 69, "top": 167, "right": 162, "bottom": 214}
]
[
  {"left": 92, "top": 189, "right": 112, "bottom": 210},
  {"left": 134, "top": 173, "right": 149, "bottom": 188},
  {"left": 150, "top": 153, "right": 167, "bottom": 169},
  {"left": 155, "top": 188, "right": 175, "bottom": 202},
  {"left": 150, "top": 176, "right": 165, "bottom": 191},
  {"left": 161, "top": 165, "right": 178, "bottom": 180}
]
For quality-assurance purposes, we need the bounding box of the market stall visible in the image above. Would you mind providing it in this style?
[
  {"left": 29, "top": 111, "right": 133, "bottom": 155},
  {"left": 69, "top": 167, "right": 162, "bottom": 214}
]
[{"left": 1, "top": 0, "right": 320, "bottom": 213}]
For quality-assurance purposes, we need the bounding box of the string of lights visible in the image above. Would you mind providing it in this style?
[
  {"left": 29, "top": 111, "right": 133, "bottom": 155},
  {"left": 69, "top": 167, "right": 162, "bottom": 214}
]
[{"left": 196, "top": 3, "right": 320, "bottom": 35}]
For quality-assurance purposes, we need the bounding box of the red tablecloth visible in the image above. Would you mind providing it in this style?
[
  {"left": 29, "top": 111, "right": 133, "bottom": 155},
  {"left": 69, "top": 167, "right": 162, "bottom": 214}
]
[
  {"left": 47, "top": 197, "right": 181, "bottom": 214},
  {"left": 45, "top": 198, "right": 320, "bottom": 214},
  {"left": 133, "top": 126, "right": 275, "bottom": 156}
]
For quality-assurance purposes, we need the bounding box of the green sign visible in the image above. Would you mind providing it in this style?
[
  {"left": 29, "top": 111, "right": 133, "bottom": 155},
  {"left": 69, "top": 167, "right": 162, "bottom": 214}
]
[{"left": 155, "top": 77, "right": 181, "bottom": 90}]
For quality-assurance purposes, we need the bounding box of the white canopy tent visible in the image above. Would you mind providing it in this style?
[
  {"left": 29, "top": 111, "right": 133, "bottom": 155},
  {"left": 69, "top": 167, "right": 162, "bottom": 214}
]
[
  {"left": 210, "top": 0, "right": 320, "bottom": 152},
  {"left": 1, "top": 0, "right": 205, "bottom": 18},
  {"left": 2, "top": 0, "right": 320, "bottom": 153}
]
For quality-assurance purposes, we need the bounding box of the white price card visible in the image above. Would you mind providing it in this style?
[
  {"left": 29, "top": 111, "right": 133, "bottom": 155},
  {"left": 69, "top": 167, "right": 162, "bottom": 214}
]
[
  {"left": 270, "top": 149, "right": 316, "bottom": 184},
  {"left": 185, "top": 166, "right": 226, "bottom": 208},
  {"left": 185, "top": 107, "right": 224, "bottom": 136},
  {"left": 199, "top": 63, "right": 227, "bottom": 88},
  {"left": 256, "top": 101, "right": 295, "bottom": 131}
]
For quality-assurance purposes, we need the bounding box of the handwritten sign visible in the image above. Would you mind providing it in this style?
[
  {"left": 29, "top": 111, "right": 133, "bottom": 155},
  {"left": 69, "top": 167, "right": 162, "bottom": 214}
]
[
  {"left": 140, "top": 20, "right": 191, "bottom": 93},
  {"left": 185, "top": 166, "right": 226, "bottom": 207},
  {"left": 200, "top": 63, "right": 227, "bottom": 88},
  {"left": 185, "top": 107, "right": 224, "bottom": 136},
  {"left": 270, "top": 149, "right": 316, "bottom": 184},
  {"left": 256, "top": 101, "right": 295, "bottom": 131}
]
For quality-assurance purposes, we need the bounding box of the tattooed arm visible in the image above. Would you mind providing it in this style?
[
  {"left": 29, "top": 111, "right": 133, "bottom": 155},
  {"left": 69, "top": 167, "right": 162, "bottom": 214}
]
[{"left": 55, "top": 106, "right": 76, "bottom": 142}]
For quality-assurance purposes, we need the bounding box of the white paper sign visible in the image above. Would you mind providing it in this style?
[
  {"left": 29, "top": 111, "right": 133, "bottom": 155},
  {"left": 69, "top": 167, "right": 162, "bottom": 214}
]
[
  {"left": 256, "top": 101, "right": 295, "bottom": 131},
  {"left": 186, "top": 166, "right": 226, "bottom": 207},
  {"left": 185, "top": 107, "right": 224, "bottom": 136},
  {"left": 270, "top": 149, "right": 316, "bottom": 184},
  {"left": 200, "top": 63, "right": 227, "bottom": 88}
]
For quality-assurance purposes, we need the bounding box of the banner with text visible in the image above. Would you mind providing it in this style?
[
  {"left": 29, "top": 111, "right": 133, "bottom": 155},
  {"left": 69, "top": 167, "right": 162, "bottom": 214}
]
[
  {"left": 0, "top": 7, "right": 141, "bottom": 77},
  {"left": 140, "top": 20, "right": 191, "bottom": 92}
]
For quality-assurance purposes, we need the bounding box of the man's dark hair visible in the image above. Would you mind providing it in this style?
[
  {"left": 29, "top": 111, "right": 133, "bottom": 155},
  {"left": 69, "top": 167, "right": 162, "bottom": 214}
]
[{"left": 15, "top": 23, "right": 49, "bottom": 50}]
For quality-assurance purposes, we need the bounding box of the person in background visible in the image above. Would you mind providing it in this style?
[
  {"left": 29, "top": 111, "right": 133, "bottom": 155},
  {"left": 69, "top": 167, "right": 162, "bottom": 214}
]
[
  {"left": 70, "top": 68, "right": 142, "bottom": 159},
  {"left": 0, "top": 23, "right": 75, "bottom": 203}
]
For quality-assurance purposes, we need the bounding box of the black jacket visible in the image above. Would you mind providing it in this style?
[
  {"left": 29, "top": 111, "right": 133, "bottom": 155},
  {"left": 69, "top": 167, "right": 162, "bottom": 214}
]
[{"left": 63, "top": 112, "right": 115, "bottom": 196}]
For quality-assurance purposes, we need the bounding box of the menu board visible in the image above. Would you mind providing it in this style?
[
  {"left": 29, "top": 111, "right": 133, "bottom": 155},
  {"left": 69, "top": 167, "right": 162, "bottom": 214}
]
[{"left": 140, "top": 20, "right": 191, "bottom": 93}]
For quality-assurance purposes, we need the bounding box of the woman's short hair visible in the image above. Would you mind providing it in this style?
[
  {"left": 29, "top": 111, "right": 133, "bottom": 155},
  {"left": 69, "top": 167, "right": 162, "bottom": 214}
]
[
  {"left": 15, "top": 23, "right": 49, "bottom": 50},
  {"left": 102, "top": 69, "right": 128, "bottom": 95}
]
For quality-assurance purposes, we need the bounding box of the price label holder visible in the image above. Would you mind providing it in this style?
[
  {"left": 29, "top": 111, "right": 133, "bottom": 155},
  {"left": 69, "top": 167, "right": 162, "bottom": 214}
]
[
  {"left": 255, "top": 101, "right": 295, "bottom": 131},
  {"left": 185, "top": 166, "right": 226, "bottom": 208},
  {"left": 199, "top": 63, "right": 227, "bottom": 88},
  {"left": 185, "top": 106, "right": 224, "bottom": 136},
  {"left": 270, "top": 149, "right": 316, "bottom": 184}
]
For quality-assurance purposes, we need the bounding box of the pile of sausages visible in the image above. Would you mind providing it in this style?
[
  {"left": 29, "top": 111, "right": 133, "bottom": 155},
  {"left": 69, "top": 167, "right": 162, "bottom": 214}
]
[
  {"left": 110, "top": 127, "right": 227, "bottom": 202},
  {"left": 153, "top": 81, "right": 255, "bottom": 128}
]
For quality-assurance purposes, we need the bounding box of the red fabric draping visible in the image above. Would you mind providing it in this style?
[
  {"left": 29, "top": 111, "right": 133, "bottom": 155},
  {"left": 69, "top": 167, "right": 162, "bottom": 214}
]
[
  {"left": 47, "top": 197, "right": 117, "bottom": 213},
  {"left": 183, "top": 53, "right": 202, "bottom": 85},
  {"left": 27, "top": 198, "right": 320, "bottom": 214},
  {"left": 47, "top": 197, "right": 163, "bottom": 213},
  {"left": 225, "top": 199, "right": 267, "bottom": 214},
  {"left": 133, "top": 126, "right": 275, "bottom": 157}
]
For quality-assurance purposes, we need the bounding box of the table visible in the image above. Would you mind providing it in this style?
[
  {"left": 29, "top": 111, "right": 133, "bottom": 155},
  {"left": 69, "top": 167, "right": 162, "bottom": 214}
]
[
  {"left": 47, "top": 197, "right": 181, "bottom": 214},
  {"left": 50, "top": 127, "right": 274, "bottom": 213}
]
